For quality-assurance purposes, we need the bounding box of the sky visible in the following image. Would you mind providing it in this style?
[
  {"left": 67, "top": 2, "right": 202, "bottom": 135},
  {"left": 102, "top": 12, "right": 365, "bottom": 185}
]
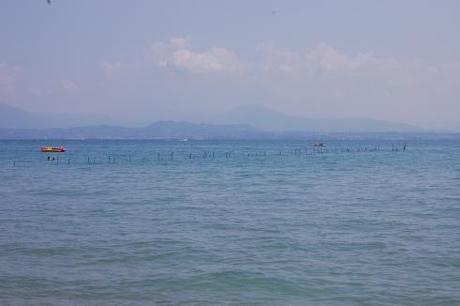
[{"left": 1, "top": 0, "right": 459, "bottom": 127}]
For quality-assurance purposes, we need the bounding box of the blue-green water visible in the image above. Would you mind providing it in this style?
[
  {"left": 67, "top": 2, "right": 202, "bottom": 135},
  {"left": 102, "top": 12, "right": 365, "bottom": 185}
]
[{"left": 1, "top": 139, "right": 460, "bottom": 305}]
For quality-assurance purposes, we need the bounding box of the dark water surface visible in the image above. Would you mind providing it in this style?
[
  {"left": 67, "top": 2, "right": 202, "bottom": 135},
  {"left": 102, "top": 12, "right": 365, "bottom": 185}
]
[{"left": 1, "top": 139, "right": 460, "bottom": 305}]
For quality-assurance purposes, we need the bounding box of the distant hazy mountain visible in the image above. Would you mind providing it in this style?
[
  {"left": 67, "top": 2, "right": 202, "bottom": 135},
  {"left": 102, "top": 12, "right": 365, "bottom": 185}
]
[
  {"left": 0, "top": 121, "right": 265, "bottom": 139},
  {"left": 0, "top": 103, "right": 113, "bottom": 129},
  {"left": 0, "top": 103, "right": 425, "bottom": 139},
  {"left": 143, "top": 121, "right": 261, "bottom": 138},
  {"left": 211, "top": 105, "right": 421, "bottom": 132}
]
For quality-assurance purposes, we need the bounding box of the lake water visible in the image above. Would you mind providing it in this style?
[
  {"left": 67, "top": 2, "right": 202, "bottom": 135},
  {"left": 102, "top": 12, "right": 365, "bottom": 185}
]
[{"left": 1, "top": 138, "right": 459, "bottom": 305}]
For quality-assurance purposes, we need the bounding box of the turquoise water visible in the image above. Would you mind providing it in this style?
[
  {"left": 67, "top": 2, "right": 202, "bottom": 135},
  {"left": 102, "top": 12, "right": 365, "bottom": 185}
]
[{"left": 1, "top": 139, "right": 460, "bottom": 305}]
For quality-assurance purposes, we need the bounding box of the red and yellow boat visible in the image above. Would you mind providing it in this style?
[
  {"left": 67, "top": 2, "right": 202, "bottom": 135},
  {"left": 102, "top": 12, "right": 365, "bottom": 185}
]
[{"left": 41, "top": 146, "right": 66, "bottom": 153}]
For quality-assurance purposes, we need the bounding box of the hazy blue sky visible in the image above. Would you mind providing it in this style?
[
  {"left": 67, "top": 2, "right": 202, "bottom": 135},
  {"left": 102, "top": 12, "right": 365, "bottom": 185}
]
[{"left": 1, "top": 0, "right": 459, "bottom": 126}]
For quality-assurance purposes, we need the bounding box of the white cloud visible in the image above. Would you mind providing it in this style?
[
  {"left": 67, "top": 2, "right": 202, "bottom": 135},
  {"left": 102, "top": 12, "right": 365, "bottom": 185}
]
[
  {"left": 60, "top": 80, "right": 79, "bottom": 91},
  {"left": 253, "top": 42, "right": 460, "bottom": 121},
  {"left": 1, "top": 62, "right": 80, "bottom": 99},
  {"left": 96, "top": 39, "right": 460, "bottom": 123},
  {"left": 257, "top": 42, "right": 301, "bottom": 73},
  {"left": 28, "top": 79, "right": 79, "bottom": 96},
  {"left": 150, "top": 37, "right": 244, "bottom": 74},
  {"left": 257, "top": 42, "right": 401, "bottom": 78},
  {"left": 102, "top": 61, "right": 130, "bottom": 75}
]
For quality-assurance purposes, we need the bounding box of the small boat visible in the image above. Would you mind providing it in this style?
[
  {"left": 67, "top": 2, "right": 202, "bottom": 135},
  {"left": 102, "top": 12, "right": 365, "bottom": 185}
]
[
  {"left": 41, "top": 146, "right": 66, "bottom": 153},
  {"left": 313, "top": 142, "right": 326, "bottom": 147}
]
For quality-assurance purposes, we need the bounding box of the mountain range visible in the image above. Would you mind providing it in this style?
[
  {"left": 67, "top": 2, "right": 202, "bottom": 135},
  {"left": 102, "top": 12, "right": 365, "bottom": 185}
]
[
  {"left": 0, "top": 103, "right": 113, "bottom": 129},
  {"left": 0, "top": 122, "right": 268, "bottom": 140},
  {"left": 0, "top": 103, "right": 427, "bottom": 139},
  {"left": 212, "top": 105, "right": 420, "bottom": 132}
]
